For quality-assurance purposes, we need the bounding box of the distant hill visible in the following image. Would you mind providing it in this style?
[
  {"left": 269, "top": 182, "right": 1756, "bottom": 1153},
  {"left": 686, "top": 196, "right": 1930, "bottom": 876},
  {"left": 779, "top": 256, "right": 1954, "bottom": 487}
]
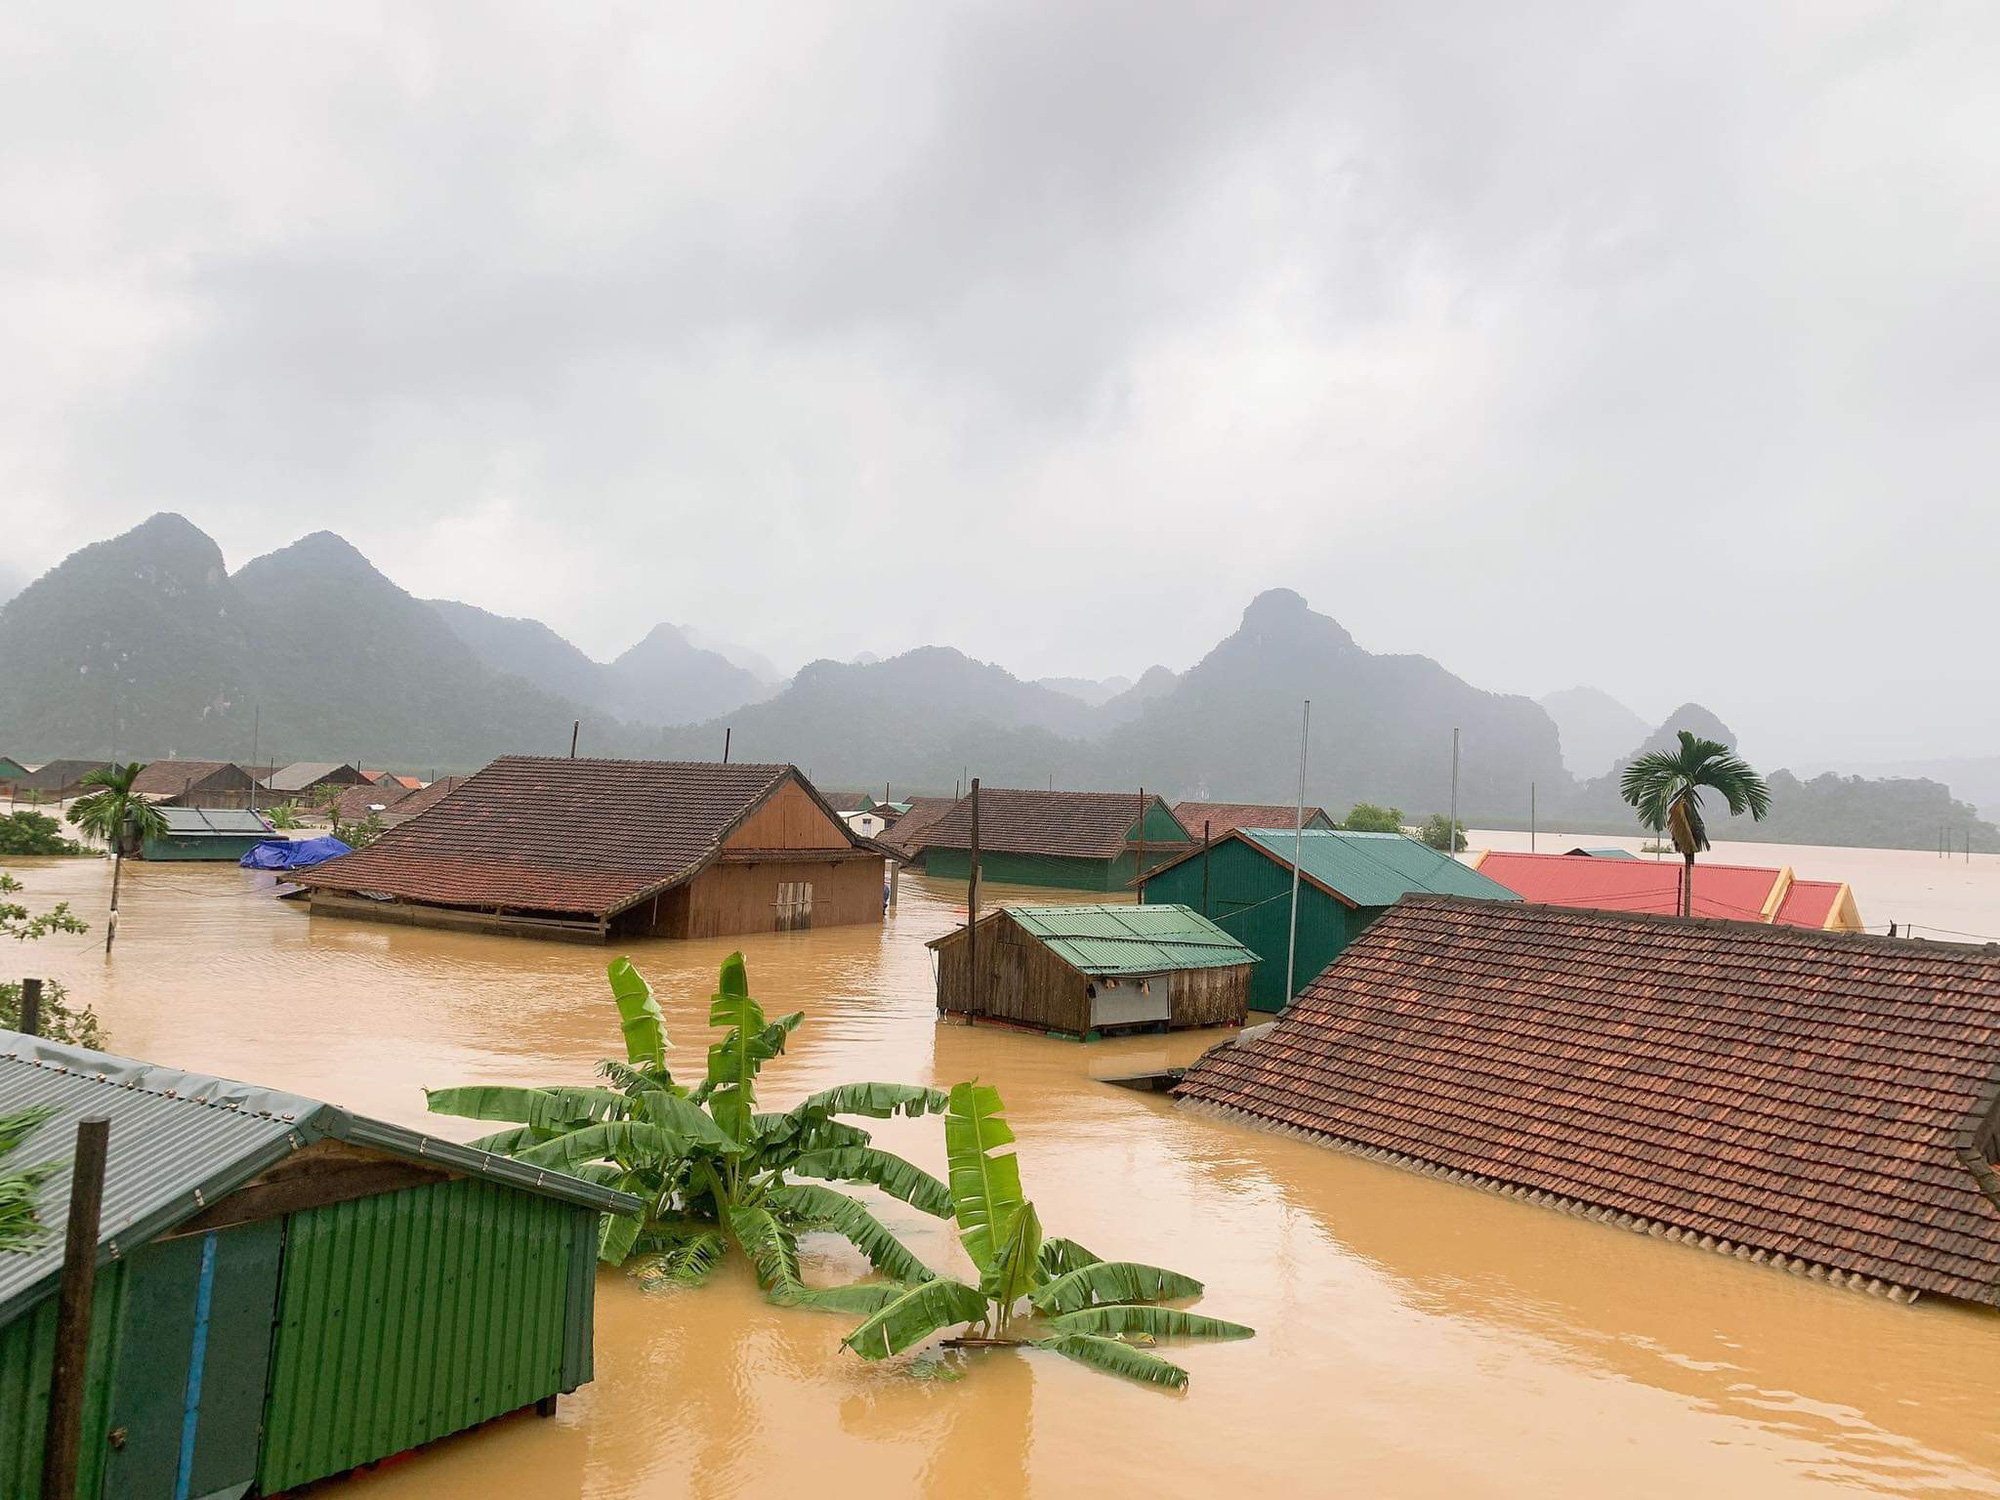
[
  {"left": 1091, "top": 665, "right": 1180, "bottom": 733},
  {"left": 429, "top": 599, "right": 610, "bottom": 710},
  {"left": 1035, "top": 674, "right": 1134, "bottom": 708},
  {"left": 678, "top": 624, "right": 786, "bottom": 689},
  {"left": 603, "top": 624, "right": 770, "bottom": 727},
  {"left": 1538, "top": 686, "right": 1651, "bottom": 779},
  {"left": 0, "top": 514, "right": 630, "bottom": 768},
  {"left": 1800, "top": 754, "right": 2000, "bottom": 823}
]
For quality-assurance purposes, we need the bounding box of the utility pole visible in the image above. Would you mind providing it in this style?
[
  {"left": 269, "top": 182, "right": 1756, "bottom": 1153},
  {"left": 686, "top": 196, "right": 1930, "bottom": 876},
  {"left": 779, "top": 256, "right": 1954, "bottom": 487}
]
[
  {"left": 1286, "top": 700, "right": 1310, "bottom": 1009},
  {"left": 723, "top": 728, "right": 731, "bottom": 764},
  {"left": 569, "top": 721, "right": 580, "bottom": 758},
  {"left": 1134, "top": 787, "right": 1145, "bottom": 904},
  {"left": 1201, "top": 821, "right": 1212, "bottom": 919},
  {"left": 250, "top": 705, "right": 260, "bottom": 813},
  {"left": 1447, "top": 727, "right": 1461, "bottom": 861},
  {"left": 965, "top": 778, "right": 982, "bottom": 1017},
  {"left": 1530, "top": 781, "right": 1536, "bottom": 853}
]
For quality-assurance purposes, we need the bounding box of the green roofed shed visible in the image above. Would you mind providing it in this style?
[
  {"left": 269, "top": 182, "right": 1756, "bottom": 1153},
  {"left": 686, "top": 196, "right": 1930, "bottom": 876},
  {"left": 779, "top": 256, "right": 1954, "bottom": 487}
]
[
  {"left": 1138, "top": 828, "right": 1520, "bottom": 1013},
  {"left": 0, "top": 1032, "right": 637, "bottom": 1499},
  {"left": 927, "top": 902, "right": 1256, "bottom": 1037}
]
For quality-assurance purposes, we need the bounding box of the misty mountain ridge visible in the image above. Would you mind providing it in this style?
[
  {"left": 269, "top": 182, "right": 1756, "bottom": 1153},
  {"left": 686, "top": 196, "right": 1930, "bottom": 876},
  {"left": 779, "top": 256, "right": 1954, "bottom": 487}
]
[
  {"left": 3, "top": 517, "right": 1991, "bottom": 850},
  {"left": 1539, "top": 686, "right": 1652, "bottom": 779}
]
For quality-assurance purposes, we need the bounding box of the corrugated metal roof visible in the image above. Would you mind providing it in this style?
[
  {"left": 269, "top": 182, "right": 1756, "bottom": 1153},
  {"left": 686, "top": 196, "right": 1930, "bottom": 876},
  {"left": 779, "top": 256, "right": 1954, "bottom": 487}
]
[
  {"left": 0, "top": 1032, "right": 639, "bottom": 1326},
  {"left": 156, "top": 806, "right": 274, "bottom": 836},
  {"left": 989, "top": 903, "right": 1258, "bottom": 975},
  {"left": 1231, "top": 828, "right": 1523, "bottom": 909}
]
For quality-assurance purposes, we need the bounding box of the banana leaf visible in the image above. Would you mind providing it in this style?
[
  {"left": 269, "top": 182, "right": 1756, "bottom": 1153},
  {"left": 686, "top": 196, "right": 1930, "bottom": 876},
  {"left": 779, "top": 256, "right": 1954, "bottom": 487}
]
[
  {"left": 787, "top": 1082, "right": 949, "bottom": 1122},
  {"left": 636, "top": 1230, "right": 728, "bottom": 1288},
  {"left": 465, "top": 1124, "right": 558, "bottom": 1155},
  {"left": 706, "top": 953, "right": 803, "bottom": 1143},
  {"left": 0, "top": 1106, "right": 52, "bottom": 1156},
  {"left": 842, "top": 1277, "right": 989, "bottom": 1359},
  {"left": 728, "top": 1202, "right": 804, "bottom": 1298},
  {"left": 1035, "top": 1333, "right": 1189, "bottom": 1391},
  {"left": 982, "top": 1201, "right": 1042, "bottom": 1314},
  {"left": 790, "top": 1147, "right": 951, "bottom": 1217},
  {"left": 599, "top": 1205, "right": 645, "bottom": 1265},
  {"left": 608, "top": 956, "right": 669, "bottom": 1070},
  {"left": 1037, "top": 1237, "right": 1101, "bottom": 1280},
  {"left": 944, "top": 1082, "right": 1023, "bottom": 1273},
  {"left": 1045, "top": 1306, "right": 1253, "bottom": 1341},
  {"left": 424, "top": 1084, "right": 630, "bottom": 1130},
  {"left": 791, "top": 1281, "right": 920, "bottom": 1315},
  {"left": 1028, "top": 1261, "right": 1203, "bottom": 1316},
  {"left": 638, "top": 1090, "right": 739, "bottom": 1151},
  {"left": 768, "top": 1182, "right": 936, "bottom": 1284},
  {"left": 514, "top": 1119, "right": 690, "bottom": 1171}
]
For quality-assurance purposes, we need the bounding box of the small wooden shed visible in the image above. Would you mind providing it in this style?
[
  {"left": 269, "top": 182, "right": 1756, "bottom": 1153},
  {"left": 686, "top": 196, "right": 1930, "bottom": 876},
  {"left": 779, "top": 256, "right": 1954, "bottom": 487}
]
[
  {"left": 0, "top": 1032, "right": 637, "bottom": 1498},
  {"left": 928, "top": 903, "right": 1257, "bottom": 1038}
]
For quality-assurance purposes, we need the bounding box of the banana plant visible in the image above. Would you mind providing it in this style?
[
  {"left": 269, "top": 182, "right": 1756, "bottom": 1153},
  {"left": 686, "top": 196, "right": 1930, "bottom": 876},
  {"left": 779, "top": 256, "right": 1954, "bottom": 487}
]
[
  {"left": 841, "top": 1082, "right": 1253, "bottom": 1389},
  {"left": 427, "top": 952, "right": 952, "bottom": 1313}
]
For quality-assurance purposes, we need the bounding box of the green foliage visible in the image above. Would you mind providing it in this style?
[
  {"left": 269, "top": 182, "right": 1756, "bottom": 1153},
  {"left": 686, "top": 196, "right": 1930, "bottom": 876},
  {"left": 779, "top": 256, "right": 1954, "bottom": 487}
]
[
  {"left": 263, "top": 802, "right": 304, "bottom": 831},
  {"left": 428, "top": 952, "right": 951, "bottom": 1318},
  {"left": 66, "top": 763, "right": 168, "bottom": 852},
  {"left": 1618, "top": 730, "right": 1771, "bottom": 855},
  {"left": 1342, "top": 802, "right": 1404, "bottom": 834},
  {"left": 0, "top": 1105, "right": 58, "bottom": 1254},
  {"left": 1417, "top": 813, "right": 1467, "bottom": 852},
  {"left": 1, "top": 872, "right": 88, "bottom": 944},
  {"left": 842, "top": 1082, "right": 1252, "bottom": 1390},
  {"left": 0, "top": 812, "right": 88, "bottom": 856},
  {"left": 0, "top": 871, "right": 104, "bottom": 1047},
  {"left": 335, "top": 811, "right": 386, "bottom": 849}
]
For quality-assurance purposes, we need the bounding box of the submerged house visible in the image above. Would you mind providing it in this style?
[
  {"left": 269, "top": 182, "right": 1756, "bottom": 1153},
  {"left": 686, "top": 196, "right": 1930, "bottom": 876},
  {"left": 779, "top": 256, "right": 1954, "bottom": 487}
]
[
  {"left": 878, "top": 796, "right": 956, "bottom": 861},
  {"left": 910, "top": 788, "right": 1192, "bottom": 891},
  {"left": 260, "top": 762, "right": 367, "bottom": 799},
  {"left": 928, "top": 903, "right": 1257, "bottom": 1038},
  {"left": 130, "top": 759, "right": 260, "bottom": 809},
  {"left": 0, "top": 1031, "right": 635, "bottom": 1498},
  {"left": 1175, "top": 896, "right": 2000, "bottom": 1306},
  {"left": 11, "top": 760, "right": 111, "bottom": 802},
  {"left": 328, "top": 774, "right": 466, "bottom": 827},
  {"left": 1138, "top": 828, "right": 1519, "bottom": 1012},
  {"left": 1470, "top": 849, "right": 1863, "bottom": 931},
  {"left": 138, "top": 806, "right": 275, "bottom": 862},
  {"left": 294, "top": 756, "right": 885, "bottom": 942},
  {"left": 1170, "top": 801, "right": 1337, "bottom": 840}
]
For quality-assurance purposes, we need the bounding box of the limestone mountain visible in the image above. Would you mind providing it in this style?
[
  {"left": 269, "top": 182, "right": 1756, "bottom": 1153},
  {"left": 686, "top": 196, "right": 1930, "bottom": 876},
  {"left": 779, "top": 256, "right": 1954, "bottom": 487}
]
[
  {"left": 603, "top": 624, "right": 770, "bottom": 728},
  {"left": 1538, "top": 686, "right": 1652, "bottom": 779},
  {"left": 1034, "top": 674, "right": 1135, "bottom": 708},
  {"left": 428, "top": 599, "right": 610, "bottom": 712}
]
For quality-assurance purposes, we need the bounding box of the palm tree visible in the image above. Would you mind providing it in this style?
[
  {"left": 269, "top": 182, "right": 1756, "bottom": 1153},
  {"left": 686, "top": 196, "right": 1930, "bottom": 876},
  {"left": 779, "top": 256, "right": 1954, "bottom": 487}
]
[
  {"left": 1618, "top": 732, "right": 1771, "bottom": 918},
  {"left": 66, "top": 763, "right": 168, "bottom": 954}
]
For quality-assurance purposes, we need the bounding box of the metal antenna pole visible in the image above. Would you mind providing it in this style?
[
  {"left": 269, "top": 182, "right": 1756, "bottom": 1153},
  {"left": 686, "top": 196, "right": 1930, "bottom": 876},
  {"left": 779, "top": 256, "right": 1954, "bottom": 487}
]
[
  {"left": 1447, "top": 727, "right": 1460, "bottom": 861},
  {"left": 1286, "top": 699, "right": 1310, "bottom": 1009}
]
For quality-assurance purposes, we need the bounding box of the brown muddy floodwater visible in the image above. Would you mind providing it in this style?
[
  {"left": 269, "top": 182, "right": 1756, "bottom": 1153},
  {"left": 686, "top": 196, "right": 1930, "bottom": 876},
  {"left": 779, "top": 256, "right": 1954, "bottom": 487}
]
[{"left": 9, "top": 850, "right": 2000, "bottom": 1498}]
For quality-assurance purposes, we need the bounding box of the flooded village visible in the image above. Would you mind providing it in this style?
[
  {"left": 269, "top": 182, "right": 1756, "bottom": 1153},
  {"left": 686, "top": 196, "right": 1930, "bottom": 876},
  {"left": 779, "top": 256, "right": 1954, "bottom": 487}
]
[{"left": 4, "top": 752, "right": 2000, "bottom": 1497}]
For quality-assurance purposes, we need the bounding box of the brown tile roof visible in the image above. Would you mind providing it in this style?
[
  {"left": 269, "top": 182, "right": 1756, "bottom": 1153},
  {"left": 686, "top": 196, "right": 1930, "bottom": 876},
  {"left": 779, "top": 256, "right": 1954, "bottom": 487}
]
[
  {"left": 330, "top": 781, "right": 410, "bottom": 822},
  {"left": 915, "top": 788, "right": 1187, "bottom": 862},
  {"left": 386, "top": 776, "right": 467, "bottom": 819},
  {"left": 295, "top": 757, "right": 858, "bottom": 919},
  {"left": 14, "top": 760, "right": 111, "bottom": 793},
  {"left": 1171, "top": 801, "right": 1336, "bottom": 838},
  {"left": 878, "top": 796, "right": 957, "bottom": 857},
  {"left": 131, "top": 760, "right": 251, "bottom": 796},
  {"left": 1175, "top": 895, "right": 2000, "bottom": 1306}
]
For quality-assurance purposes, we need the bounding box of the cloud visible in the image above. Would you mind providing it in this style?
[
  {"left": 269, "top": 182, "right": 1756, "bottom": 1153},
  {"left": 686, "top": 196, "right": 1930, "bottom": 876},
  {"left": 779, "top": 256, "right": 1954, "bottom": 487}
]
[{"left": 2, "top": 1, "right": 1995, "bottom": 762}]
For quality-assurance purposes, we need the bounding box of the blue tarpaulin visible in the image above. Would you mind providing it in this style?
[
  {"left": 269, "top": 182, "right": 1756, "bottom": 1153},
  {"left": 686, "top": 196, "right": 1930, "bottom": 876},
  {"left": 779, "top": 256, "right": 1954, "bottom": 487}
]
[{"left": 239, "top": 836, "right": 352, "bottom": 871}]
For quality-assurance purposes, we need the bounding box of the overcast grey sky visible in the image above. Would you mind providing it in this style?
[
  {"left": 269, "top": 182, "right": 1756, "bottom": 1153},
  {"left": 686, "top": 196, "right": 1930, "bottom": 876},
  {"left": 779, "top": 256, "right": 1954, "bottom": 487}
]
[{"left": 4, "top": 2, "right": 1995, "bottom": 765}]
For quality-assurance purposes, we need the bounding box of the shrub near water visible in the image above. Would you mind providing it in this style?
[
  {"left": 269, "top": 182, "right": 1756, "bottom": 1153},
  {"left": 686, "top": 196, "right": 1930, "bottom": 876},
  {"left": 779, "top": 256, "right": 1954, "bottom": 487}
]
[{"left": 0, "top": 812, "right": 89, "bottom": 857}]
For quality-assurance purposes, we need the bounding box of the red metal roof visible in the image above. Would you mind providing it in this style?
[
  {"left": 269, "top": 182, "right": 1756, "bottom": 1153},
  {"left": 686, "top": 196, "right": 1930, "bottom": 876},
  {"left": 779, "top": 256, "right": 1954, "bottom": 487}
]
[
  {"left": 1474, "top": 850, "right": 1797, "bottom": 925},
  {"left": 1774, "top": 877, "right": 1844, "bottom": 929},
  {"left": 1175, "top": 896, "right": 2000, "bottom": 1305},
  {"left": 295, "top": 757, "right": 853, "bottom": 918}
]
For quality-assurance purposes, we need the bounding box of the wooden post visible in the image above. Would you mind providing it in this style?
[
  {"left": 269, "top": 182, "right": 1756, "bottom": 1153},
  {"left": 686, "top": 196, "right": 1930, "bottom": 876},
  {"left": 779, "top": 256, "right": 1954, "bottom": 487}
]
[
  {"left": 1201, "top": 822, "right": 1211, "bottom": 918},
  {"left": 569, "top": 721, "right": 580, "bottom": 758},
  {"left": 723, "top": 728, "right": 732, "bottom": 764},
  {"left": 20, "top": 977, "right": 41, "bottom": 1037},
  {"left": 1134, "top": 787, "right": 1145, "bottom": 903},
  {"left": 966, "top": 779, "right": 981, "bottom": 1017},
  {"left": 41, "top": 1117, "right": 109, "bottom": 1500}
]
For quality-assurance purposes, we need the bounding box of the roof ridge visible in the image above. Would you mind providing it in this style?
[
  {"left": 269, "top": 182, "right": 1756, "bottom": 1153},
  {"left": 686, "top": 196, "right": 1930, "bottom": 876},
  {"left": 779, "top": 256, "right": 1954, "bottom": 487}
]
[{"left": 0, "top": 1045, "right": 317, "bottom": 1125}]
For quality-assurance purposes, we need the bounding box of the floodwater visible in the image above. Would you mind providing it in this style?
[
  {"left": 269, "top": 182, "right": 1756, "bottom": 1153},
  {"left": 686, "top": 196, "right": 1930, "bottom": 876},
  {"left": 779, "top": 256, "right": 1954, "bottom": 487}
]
[{"left": 8, "top": 847, "right": 2000, "bottom": 1499}]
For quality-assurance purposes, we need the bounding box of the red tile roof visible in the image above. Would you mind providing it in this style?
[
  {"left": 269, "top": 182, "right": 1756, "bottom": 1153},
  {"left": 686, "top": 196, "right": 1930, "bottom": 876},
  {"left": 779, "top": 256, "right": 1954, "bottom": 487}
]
[
  {"left": 295, "top": 757, "right": 856, "bottom": 918},
  {"left": 915, "top": 788, "right": 1188, "bottom": 862},
  {"left": 330, "top": 781, "right": 409, "bottom": 822},
  {"left": 1171, "top": 801, "right": 1336, "bottom": 838},
  {"left": 1176, "top": 896, "right": 2000, "bottom": 1305}
]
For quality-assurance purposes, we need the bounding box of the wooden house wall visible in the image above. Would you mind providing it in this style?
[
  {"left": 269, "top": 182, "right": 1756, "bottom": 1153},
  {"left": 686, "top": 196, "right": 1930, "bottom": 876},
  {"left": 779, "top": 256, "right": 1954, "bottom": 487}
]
[
  {"left": 723, "top": 780, "right": 852, "bottom": 851},
  {"left": 1166, "top": 964, "right": 1253, "bottom": 1028},
  {"left": 933, "top": 914, "right": 1092, "bottom": 1032},
  {"left": 627, "top": 854, "right": 884, "bottom": 940}
]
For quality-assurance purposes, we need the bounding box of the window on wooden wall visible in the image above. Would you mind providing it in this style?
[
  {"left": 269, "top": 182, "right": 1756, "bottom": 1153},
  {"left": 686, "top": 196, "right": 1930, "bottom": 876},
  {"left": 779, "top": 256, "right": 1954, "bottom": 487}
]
[{"left": 775, "top": 880, "right": 815, "bottom": 931}]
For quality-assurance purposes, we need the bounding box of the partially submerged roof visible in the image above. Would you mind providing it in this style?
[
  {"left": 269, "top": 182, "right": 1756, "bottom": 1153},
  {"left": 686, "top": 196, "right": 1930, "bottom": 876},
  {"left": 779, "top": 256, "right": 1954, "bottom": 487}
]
[
  {"left": 130, "top": 760, "right": 253, "bottom": 797},
  {"left": 1142, "top": 827, "right": 1519, "bottom": 909},
  {"left": 1562, "top": 846, "right": 1638, "bottom": 859},
  {"left": 0, "top": 1031, "right": 639, "bottom": 1325},
  {"left": 294, "top": 757, "right": 870, "bottom": 919},
  {"left": 1175, "top": 897, "right": 2000, "bottom": 1306},
  {"left": 879, "top": 796, "right": 956, "bottom": 857},
  {"left": 13, "top": 759, "right": 110, "bottom": 792},
  {"left": 1171, "top": 801, "right": 1336, "bottom": 838},
  {"left": 916, "top": 788, "right": 1188, "bottom": 861},
  {"left": 929, "top": 903, "right": 1259, "bottom": 975},
  {"left": 156, "top": 806, "right": 272, "bottom": 836},
  {"left": 262, "top": 762, "right": 363, "bottom": 793},
  {"left": 1470, "top": 849, "right": 1862, "bottom": 930}
]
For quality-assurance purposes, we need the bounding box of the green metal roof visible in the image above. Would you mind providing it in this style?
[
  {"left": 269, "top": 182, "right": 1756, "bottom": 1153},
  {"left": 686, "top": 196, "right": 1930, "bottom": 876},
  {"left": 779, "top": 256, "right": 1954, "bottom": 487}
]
[
  {"left": 1232, "top": 828, "right": 1523, "bottom": 908},
  {"left": 0, "top": 1032, "right": 641, "bottom": 1326},
  {"left": 991, "top": 903, "right": 1259, "bottom": 976}
]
